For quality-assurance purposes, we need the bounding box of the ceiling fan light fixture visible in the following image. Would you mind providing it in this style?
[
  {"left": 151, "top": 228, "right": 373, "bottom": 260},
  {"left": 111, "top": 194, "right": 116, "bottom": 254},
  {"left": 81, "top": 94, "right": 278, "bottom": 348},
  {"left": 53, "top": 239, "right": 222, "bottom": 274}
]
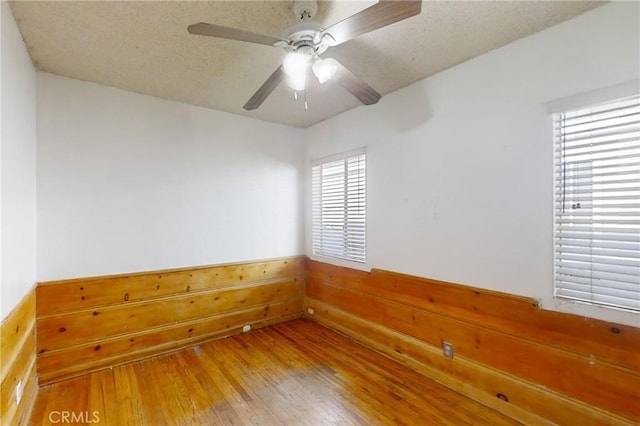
[
  {"left": 312, "top": 58, "right": 337, "bottom": 84},
  {"left": 283, "top": 51, "right": 311, "bottom": 76},
  {"left": 283, "top": 50, "right": 313, "bottom": 90},
  {"left": 287, "top": 72, "right": 306, "bottom": 91}
]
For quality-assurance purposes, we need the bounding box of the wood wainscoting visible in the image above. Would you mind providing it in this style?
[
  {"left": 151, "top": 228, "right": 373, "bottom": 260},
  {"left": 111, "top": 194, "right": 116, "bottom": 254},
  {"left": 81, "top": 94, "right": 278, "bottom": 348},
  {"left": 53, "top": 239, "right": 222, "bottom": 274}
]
[
  {"left": 305, "top": 260, "right": 640, "bottom": 425},
  {"left": 1, "top": 289, "right": 39, "bottom": 425},
  {"left": 36, "top": 257, "right": 305, "bottom": 385}
]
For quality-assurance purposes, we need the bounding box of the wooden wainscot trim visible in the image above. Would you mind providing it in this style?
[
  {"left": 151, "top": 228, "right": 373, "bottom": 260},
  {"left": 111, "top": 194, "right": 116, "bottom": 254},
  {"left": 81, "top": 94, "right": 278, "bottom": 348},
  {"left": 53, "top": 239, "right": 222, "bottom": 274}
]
[
  {"left": 38, "top": 298, "right": 303, "bottom": 385},
  {"left": 36, "top": 257, "right": 305, "bottom": 384},
  {"left": 1, "top": 288, "right": 39, "bottom": 425},
  {"left": 370, "top": 267, "right": 640, "bottom": 371},
  {"left": 37, "top": 256, "right": 305, "bottom": 316},
  {"left": 304, "top": 259, "right": 640, "bottom": 423},
  {"left": 306, "top": 259, "right": 640, "bottom": 370},
  {"left": 37, "top": 278, "right": 302, "bottom": 352},
  {"left": 305, "top": 298, "right": 635, "bottom": 426}
]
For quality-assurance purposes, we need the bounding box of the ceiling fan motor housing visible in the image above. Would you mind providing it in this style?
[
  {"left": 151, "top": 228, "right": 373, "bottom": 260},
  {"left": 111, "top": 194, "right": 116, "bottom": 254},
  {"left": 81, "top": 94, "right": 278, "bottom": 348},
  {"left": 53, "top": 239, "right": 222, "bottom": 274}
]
[{"left": 281, "top": 22, "right": 330, "bottom": 57}]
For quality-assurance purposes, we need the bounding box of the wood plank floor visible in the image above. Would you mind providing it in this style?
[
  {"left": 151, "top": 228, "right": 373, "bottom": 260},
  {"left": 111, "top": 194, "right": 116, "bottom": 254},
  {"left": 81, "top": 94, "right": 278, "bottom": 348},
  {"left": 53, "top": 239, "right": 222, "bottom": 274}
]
[{"left": 30, "top": 320, "right": 519, "bottom": 425}]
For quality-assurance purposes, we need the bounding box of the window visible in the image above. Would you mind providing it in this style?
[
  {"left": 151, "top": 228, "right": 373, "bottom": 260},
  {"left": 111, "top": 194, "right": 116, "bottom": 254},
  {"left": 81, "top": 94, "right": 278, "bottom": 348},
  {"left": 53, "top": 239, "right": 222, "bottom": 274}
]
[
  {"left": 553, "top": 94, "right": 640, "bottom": 312},
  {"left": 311, "top": 149, "right": 366, "bottom": 263}
]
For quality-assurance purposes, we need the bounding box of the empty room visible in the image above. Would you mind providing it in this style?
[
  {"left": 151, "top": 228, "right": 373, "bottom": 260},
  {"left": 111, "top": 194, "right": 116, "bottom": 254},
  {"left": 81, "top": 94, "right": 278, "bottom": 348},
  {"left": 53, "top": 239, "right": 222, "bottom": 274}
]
[{"left": 1, "top": 0, "right": 639, "bottom": 424}]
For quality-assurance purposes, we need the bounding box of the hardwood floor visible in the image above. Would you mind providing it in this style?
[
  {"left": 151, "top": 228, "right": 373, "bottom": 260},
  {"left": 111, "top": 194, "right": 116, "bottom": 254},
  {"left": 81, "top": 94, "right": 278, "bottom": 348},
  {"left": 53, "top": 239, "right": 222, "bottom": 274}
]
[{"left": 30, "top": 320, "right": 519, "bottom": 425}]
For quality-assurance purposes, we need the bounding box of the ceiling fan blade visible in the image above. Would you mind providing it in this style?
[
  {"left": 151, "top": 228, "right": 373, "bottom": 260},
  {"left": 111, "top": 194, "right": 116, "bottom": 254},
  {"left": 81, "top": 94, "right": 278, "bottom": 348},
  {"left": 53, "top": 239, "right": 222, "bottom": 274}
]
[
  {"left": 330, "top": 59, "right": 381, "bottom": 105},
  {"left": 243, "top": 66, "right": 286, "bottom": 111},
  {"left": 322, "top": 0, "right": 421, "bottom": 46},
  {"left": 188, "top": 23, "right": 287, "bottom": 47}
]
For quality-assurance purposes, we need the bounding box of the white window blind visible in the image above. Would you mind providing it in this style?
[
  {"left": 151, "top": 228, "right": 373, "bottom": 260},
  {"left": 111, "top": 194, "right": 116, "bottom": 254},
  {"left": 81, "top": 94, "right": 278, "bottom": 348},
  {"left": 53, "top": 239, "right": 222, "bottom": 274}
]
[
  {"left": 553, "top": 94, "right": 640, "bottom": 312},
  {"left": 311, "top": 149, "right": 366, "bottom": 263}
]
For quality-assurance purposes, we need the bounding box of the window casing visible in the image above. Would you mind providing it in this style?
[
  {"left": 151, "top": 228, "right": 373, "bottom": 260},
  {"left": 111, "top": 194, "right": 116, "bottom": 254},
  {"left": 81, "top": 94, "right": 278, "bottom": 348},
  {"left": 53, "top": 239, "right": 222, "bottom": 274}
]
[
  {"left": 311, "top": 149, "right": 366, "bottom": 263},
  {"left": 553, "top": 94, "right": 640, "bottom": 312}
]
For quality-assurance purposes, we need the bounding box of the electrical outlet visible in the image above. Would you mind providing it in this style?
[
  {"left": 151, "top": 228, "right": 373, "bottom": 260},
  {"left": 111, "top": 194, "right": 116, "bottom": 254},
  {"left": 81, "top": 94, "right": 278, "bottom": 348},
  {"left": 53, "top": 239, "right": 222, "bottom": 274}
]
[
  {"left": 242, "top": 325, "right": 251, "bottom": 333},
  {"left": 15, "top": 380, "right": 23, "bottom": 405},
  {"left": 307, "top": 307, "right": 315, "bottom": 315},
  {"left": 443, "top": 342, "right": 454, "bottom": 359}
]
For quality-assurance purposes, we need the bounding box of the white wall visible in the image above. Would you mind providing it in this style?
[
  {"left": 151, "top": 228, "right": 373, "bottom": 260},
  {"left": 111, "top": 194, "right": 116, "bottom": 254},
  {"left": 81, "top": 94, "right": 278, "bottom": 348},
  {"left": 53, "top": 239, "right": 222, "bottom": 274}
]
[
  {"left": 14, "top": 2, "right": 640, "bottom": 327},
  {"left": 1, "top": 1, "right": 38, "bottom": 320},
  {"left": 305, "top": 2, "right": 640, "bottom": 326},
  {"left": 37, "top": 73, "right": 304, "bottom": 281}
]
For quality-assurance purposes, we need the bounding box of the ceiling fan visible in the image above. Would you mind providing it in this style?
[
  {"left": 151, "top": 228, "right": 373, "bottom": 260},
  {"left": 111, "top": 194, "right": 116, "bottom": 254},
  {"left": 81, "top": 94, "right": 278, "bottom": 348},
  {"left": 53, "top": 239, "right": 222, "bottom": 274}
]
[{"left": 188, "top": 0, "right": 422, "bottom": 111}]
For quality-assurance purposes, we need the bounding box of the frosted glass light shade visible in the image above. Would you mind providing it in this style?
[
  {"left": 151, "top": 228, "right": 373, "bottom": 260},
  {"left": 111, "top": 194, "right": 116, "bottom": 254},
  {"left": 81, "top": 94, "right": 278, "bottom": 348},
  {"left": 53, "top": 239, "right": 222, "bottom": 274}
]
[
  {"left": 283, "top": 52, "right": 310, "bottom": 75},
  {"left": 312, "top": 58, "right": 337, "bottom": 84},
  {"left": 283, "top": 52, "right": 312, "bottom": 90},
  {"left": 287, "top": 73, "right": 306, "bottom": 91}
]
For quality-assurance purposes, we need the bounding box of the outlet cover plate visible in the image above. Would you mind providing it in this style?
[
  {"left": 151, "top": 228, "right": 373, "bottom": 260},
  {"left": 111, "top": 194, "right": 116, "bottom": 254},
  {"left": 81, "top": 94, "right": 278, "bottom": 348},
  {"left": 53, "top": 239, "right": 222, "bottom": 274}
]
[{"left": 443, "top": 342, "right": 454, "bottom": 359}]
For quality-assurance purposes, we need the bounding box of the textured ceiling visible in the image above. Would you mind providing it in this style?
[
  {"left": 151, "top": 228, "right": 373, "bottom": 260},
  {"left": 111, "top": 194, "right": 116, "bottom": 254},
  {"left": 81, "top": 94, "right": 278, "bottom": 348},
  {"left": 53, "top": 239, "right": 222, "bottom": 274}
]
[{"left": 10, "top": 1, "right": 604, "bottom": 128}]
